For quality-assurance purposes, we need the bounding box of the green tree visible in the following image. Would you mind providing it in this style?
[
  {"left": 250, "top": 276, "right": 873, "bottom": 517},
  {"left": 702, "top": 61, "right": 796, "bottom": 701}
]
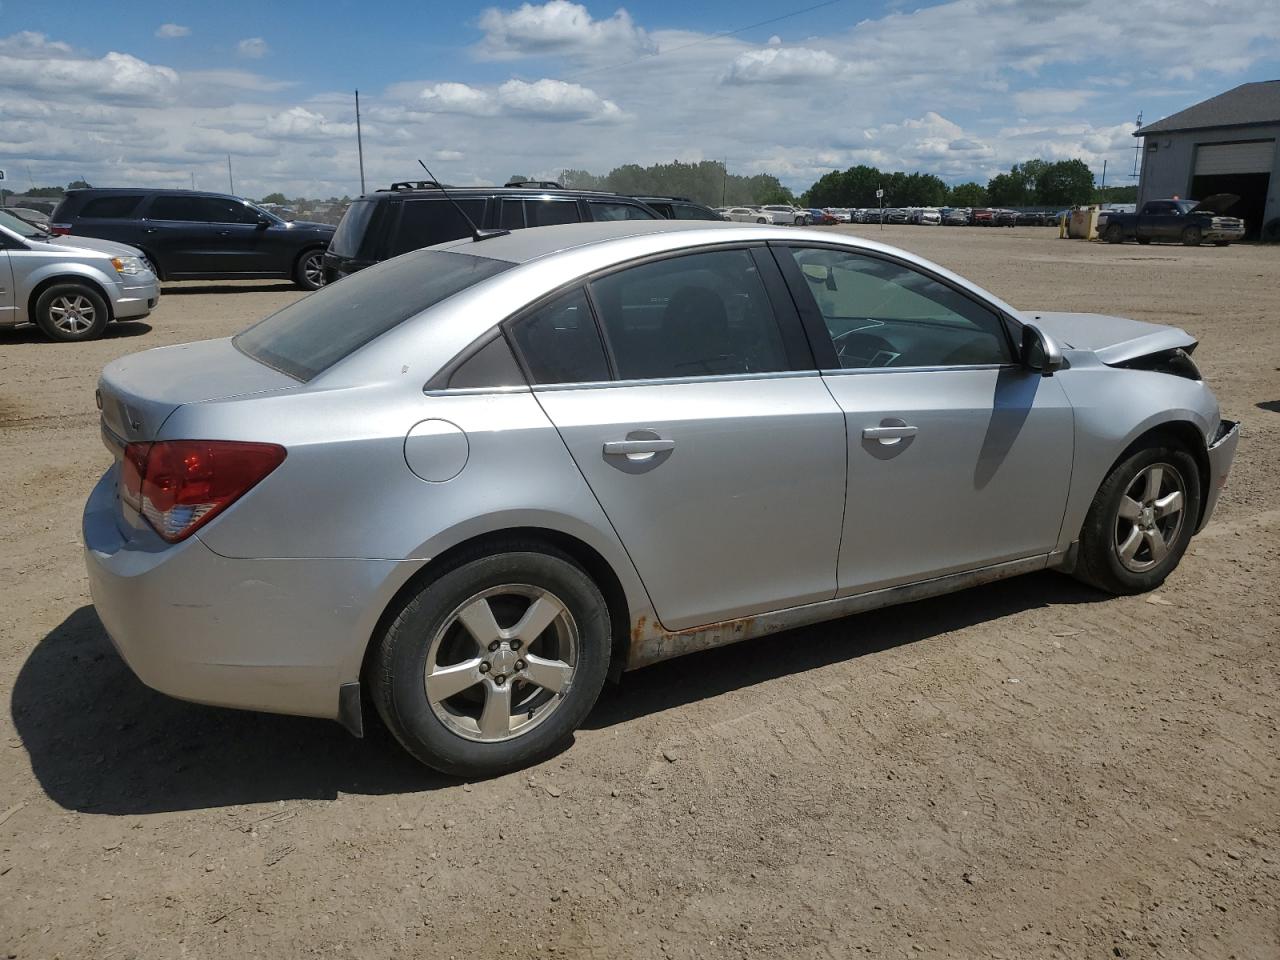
[
  {"left": 986, "top": 171, "right": 1028, "bottom": 206},
  {"left": 507, "top": 174, "right": 530, "bottom": 184},
  {"left": 26, "top": 186, "right": 66, "bottom": 198},
  {"left": 67, "top": 179, "right": 92, "bottom": 190},
  {"left": 1094, "top": 184, "right": 1137, "bottom": 203},
  {"left": 1034, "top": 159, "right": 1094, "bottom": 206},
  {"left": 948, "top": 182, "right": 986, "bottom": 206},
  {"left": 260, "top": 192, "right": 287, "bottom": 205}
]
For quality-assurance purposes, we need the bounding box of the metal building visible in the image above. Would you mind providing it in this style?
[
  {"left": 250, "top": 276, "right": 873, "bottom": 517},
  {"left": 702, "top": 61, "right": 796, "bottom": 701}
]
[{"left": 1136, "top": 80, "right": 1279, "bottom": 239}]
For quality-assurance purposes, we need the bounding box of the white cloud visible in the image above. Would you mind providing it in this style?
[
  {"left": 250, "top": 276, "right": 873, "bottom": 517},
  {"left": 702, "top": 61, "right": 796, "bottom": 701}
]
[
  {"left": 417, "top": 77, "right": 620, "bottom": 121},
  {"left": 420, "top": 81, "right": 499, "bottom": 116},
  {"left": 237, "top": 37, "right": 269, "bottom": 59},
  {"left": 476, "top": 1, "right": 654, "bottom": 59},
  {"left": 266, "top": 105, "right": 357, "bottom": 139},
  {"left": 0, "top": 35, "right": 178, "bottom": 102},
  {"left": 1013, "top": 88, "right": 1095, "bottom": 115},
  {"left": 155, "top": 24, "right": 190, "bottom": 39},
  {"left": 723, "top": 46, "right": 844, "bottom": 85}
]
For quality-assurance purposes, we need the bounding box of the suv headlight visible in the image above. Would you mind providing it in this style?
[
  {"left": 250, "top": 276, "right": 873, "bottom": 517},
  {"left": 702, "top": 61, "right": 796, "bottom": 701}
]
[{"left": 110, "top": 256, "right": 145, "bottom": 276}]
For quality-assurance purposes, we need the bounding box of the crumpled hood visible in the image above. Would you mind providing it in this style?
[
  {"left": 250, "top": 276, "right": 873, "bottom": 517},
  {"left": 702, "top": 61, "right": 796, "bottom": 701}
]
[{"left": 1022, "top": 311, "right": 1197, "bottom": 365}]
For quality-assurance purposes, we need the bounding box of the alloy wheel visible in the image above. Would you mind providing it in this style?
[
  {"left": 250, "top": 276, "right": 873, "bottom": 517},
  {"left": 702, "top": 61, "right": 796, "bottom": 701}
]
[
  {"left": 423, "top": 584, "right": 578, "bottom": 743},
  {"left": 303, "top": 252, "right": 326, "bottom": 288},
  {"left": 1113, "top": 463, "right": 1186, "bottom": 573},
  {"left": 48, "top": 294, "right": 96, "bottom": 335}
]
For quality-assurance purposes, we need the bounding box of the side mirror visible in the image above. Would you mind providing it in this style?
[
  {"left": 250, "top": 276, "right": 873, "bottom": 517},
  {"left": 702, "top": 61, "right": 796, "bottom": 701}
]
[
  {"left": 1021, "top": 322, "right": 1063, "bottom": 376},
  {"left": 255, "top": 216, "right": 271, "bottom": 229}
]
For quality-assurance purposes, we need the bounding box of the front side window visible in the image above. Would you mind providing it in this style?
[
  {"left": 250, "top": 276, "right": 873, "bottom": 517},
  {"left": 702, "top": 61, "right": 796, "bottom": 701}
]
[
  {"left": 590, "top": 249, "right": 790, "bottom": 380},
  {"left": 508, "top": 287, "right": 610, "bottom": 385},
  {"left": 782, "top": 247, "right": 1011, "bottom": 369},
  {"left": 587, "top": 201, "right": 657, "bottom": 222},
  {"left": 393, "top": 198, "right": 487, "bottom": 254}
]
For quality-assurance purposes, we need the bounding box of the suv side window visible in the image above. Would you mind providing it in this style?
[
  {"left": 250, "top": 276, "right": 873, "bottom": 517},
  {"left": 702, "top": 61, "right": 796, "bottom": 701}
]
[
  {"left": 150, "top": 195, "right": 259, "bottom": 223},
  {"left": 499, "top": 198, "right": 581, "bottom": 229},
  {"left": 671, "top": 203, "right": 715, "bottom": 221},
  {"left": 394, "top": 198, "right": 487, "bottom": 254},
  {"left": 780, "top": 247, "right": 1011, "bottom": 369},
  {"left": 590, "top": 249, "right": 791, "bottom": 380},
  {"left": 508, "top": 287, "right": 611, "bottom": 385},
  {"left": 79, "top": 195, "right": 145, "bottom": 219},
  {"left": 587, "top": 201, "right": 657, "bottom": 222}
]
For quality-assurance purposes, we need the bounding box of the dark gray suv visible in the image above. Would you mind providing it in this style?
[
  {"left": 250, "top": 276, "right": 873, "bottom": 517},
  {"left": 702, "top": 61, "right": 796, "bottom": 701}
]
[
  {"left": 323, "top": 181, "right": 659, "bottom": 282},
  {"left": 50, "top": 189, "right": 335, "bottom": 290}
]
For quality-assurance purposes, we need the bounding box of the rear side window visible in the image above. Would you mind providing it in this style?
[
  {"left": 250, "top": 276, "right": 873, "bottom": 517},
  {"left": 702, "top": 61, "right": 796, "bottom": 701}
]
[
  {"left": 508, "top": 287, "right": 610, "bottom": 385},
  {"left": 671, "top": 203, "right": 718, "bottom": 221},
  {"left": 500, "top": 199, "right": 581, "bottom": 229},
  {"left": 329, "top": 198, "right": 376, "bottom": 259},
  {"left": 150, "top": 195, "right": 259, "bottom": 223},
  {"left": 587, "top": 201, "right": 657, "bottom": 222},
  {"left": 234, "top": 250, "right": 512, "bottom": 381},
  {"left": 590, "top": 249, "right": 790, "bottom": 380},
  {"left": 393, "top": 198, "right": 486, "bottom": 254},
  {"left": 78, "top": 195, "right": 144, "bottom": 219}
]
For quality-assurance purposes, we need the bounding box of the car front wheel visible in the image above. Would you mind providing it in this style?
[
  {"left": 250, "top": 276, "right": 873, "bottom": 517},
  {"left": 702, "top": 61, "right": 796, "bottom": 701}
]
[
  {"left": 294, "top": 249, "right": 327, "bottom": 290},
  {"left": 369, "top": 547, "right": 611, "bottom": 777},
  {"left": 34, "top": 283, "right": 110, "bottom": 342},
  {"left": 1074, "top": 442, "right": 1201, "bottom": 595},
  {"left": 1181, "top": 225, "right": 1202, "bottom": 246}
]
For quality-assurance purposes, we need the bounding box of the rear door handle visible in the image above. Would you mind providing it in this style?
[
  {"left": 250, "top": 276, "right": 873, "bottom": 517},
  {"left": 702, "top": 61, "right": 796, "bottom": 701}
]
[
  {"left": 603, "top": 439, "right": 675, "bottom": 456},
  {"left": 862, "top": 425, "right": 918, "bottom": 440}
]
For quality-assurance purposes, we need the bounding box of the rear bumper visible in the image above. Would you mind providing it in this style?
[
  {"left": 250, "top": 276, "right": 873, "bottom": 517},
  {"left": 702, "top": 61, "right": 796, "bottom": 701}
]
[
  {"left": 1198, "top": 419, "right": 1240, "bottom": 532},
  {"left": 82, "top": 468, "right": 408, "bottom": 722}
]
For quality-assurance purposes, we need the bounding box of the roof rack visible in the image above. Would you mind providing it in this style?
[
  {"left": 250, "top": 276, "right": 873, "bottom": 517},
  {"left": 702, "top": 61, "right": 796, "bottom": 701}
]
[
  {"left": 504, "top": 180, "right": 563, "bottom": 189},
  {"left": 384, "top": 180, "right": 444, "bottom": 192}
]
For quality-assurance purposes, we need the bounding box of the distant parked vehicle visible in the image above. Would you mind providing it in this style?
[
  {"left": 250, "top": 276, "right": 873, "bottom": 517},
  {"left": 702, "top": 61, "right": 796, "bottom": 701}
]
[
  {"left": 824, "top": 208, "right": 852, "bottom": 223},
  {"left": 885, "top": 208, "right": 911, "bottom": 224},
  {"left": 916, "top": 208, "right": 942, "bottom": 226},
  {"left": 50, "top": 188, "right": 335, "bottom": 290},
  {"left": 631, "top": 197, "right": 724, "bottom": 221},
  {"left": 724, "top": 206, "right": 770, "bottom": 224},
  {"left": 0, "top": 208, "right": 159, "bottom": 342},
  {"left": 5, "top": 207, "right": 51, "bottom": 231},
  {"left": 994, "top": 209, "right": 1018, "bottom": 227},
  {"left": 969, "top": 208, "right": 995, "bottom": 226},
  {"left": 760, "top": 204, "right": 807, "bottom": 225},
  {"left": 941, "top": 207, "right": 970, "bottom": 226},
  {"left": 1104, "top": 196, "right": 1245, "bottom": 246},
  {"left": 805, "top": 208, "right": 838, "bottom": 225}
]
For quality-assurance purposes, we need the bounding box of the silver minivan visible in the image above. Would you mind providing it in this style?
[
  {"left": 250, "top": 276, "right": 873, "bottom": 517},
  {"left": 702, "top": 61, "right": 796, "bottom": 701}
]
[{"left": 0, "top": 209, "right": 159, "bottom": 342}]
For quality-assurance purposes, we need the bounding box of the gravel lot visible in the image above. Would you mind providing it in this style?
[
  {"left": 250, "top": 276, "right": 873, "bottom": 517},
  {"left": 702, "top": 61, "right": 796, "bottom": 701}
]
[{"left": 2, "top": 226, "right": 1277, "bottom": 959}]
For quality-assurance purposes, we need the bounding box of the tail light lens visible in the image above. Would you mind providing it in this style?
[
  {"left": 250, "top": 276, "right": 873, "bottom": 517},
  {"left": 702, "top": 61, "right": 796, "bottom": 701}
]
[
  {"left": 49, "top": 223, "right": 72, "bottom": 235},
  {"left": 120, "top": 440, "right": 286, "bottom": 543}
]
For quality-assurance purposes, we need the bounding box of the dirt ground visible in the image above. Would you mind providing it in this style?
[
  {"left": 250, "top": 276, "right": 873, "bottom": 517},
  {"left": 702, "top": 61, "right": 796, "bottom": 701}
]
[{"left": 1, "top": 226, "right": 1277, "bottom": 960}]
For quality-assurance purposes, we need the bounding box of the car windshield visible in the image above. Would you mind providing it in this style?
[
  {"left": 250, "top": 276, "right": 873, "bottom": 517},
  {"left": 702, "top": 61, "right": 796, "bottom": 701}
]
[
  {"left": 0, "top": 209, "right": 50, "bottom": 239},
  {"left": 234, "top": 249, "right": 512, "bottom": 381}
]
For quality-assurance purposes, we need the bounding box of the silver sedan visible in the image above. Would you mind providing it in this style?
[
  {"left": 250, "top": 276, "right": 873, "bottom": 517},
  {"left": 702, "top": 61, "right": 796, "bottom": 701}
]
[{"left": 83, "top": 221, "right": 1239, "bottom": 776}]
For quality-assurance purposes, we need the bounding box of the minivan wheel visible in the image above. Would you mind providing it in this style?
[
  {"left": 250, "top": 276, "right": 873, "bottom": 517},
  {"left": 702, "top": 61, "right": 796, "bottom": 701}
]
[
  {"left": 1074, "top": 443, "right": 1201, "bottom": 595},
  {"left": 34, "top": 283, "right": 109, "bottom": 342},
  {"left": 294, "top": 249, "right": 326, "bottom": 290},
  {"left": 370, "top": 549, "right": 611, "bottom": 777}
]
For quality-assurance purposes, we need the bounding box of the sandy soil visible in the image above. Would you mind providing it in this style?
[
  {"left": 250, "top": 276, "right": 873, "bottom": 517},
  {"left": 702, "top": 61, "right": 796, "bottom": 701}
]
[{"left": 2, "top": 227, "right": 1277, "bottom": 959}]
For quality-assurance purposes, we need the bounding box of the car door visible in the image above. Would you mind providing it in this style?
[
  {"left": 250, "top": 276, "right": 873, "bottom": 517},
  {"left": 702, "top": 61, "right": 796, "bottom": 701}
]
[
  {"left": 507, "top": 246, "right": 847, "bottom": 631},
  {"left": 143, "top": 195, "right": 220, "bottom": 276},
  {"left": 774, "top": 243, "right": 1074, "bottom": 595},
  {"left": 0, "top": 244, "right": 14, "bottom": 326}
]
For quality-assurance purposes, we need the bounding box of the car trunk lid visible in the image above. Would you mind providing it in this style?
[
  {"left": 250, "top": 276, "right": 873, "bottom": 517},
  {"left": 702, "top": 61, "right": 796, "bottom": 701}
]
[{"left": 1022, "top": 311, "right": 1198, "bottom": 366}]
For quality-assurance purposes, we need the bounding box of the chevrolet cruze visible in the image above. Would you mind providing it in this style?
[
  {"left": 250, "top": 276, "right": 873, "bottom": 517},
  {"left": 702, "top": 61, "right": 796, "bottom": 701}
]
[{"left": 84, "top": 220, "right": 1239, "bottom": 776}]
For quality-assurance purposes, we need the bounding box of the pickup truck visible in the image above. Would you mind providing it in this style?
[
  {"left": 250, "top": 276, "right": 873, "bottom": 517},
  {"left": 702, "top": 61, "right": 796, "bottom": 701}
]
[{"left": 1104, "top": 195, "right": 1245, "bottom": 246}]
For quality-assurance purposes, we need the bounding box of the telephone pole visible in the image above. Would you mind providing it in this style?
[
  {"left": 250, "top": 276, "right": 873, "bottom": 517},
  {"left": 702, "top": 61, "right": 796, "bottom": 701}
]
[
  {"left": 355, "top": 89, "right": 366, "bottom": 195},
  {"left": 226, "top": 154, "right": 234, "bottom": 194}
]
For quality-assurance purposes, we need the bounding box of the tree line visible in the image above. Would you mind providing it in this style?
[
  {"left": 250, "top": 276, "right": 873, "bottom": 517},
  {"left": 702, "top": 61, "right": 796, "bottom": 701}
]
[{"left": 557, "top": 160, "right": 795, "bottom": 207}]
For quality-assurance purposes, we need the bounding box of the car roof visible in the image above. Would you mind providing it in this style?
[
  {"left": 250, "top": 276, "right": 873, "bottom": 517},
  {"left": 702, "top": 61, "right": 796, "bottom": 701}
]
[{"left": 362, "top": 186, "right": 637, "bottom": 201}]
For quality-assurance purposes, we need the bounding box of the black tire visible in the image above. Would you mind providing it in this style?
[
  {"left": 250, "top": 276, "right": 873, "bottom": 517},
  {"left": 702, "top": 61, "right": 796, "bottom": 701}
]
[
  {"left": 1181, "top": 225, "right": 1202, "bottom": 246},
  {"left": 370, "top": 547, "right": 611, "bottom": 777},
  {"left": 755, "top": 217, "right": 767, "bottom": 224},
  {"left": 33, "top": 283, "right": 110, "bottom": 342},
  {"left": 1074, "top": 442, "right": 1201, "bottom": 595},
  {"left": 1136, "top": 237, "right": 1152, "bottom": 245},
  {"left": 293, "top": 248, "right": 327, "bottom": 290},
  {"left": 1213, "top": 241, "right": 1230, "bottom": 247},
  {"left": 1105, "top": 223, "right": 1124, "bottom": 244}
]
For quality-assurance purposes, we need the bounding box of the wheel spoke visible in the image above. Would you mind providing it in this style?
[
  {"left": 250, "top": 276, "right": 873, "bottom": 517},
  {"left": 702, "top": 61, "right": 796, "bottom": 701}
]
[
  {"left": 520, "top": 653, "right": 573, "bottom": 694},
  {"left": 510, "top": 595, "right": 564, "bottom": 645},
  {"left": 1154, "top": 489, "right": 1183, "bottom": 518},
  {"left": 1118, "top": 526, "right": 1142, "bottom": 562},
  {"left": 477, "top": 681, "right": 512, "bottom": 738},
  {"left": 1143, "top": 466, "right": 1163, "bottom": 504},
  {"left": 1117, "top": 496, "right": 1143, "bottom": 521},
  {"left": 1144, "top": 529, "right": 1168, "bottom": 563},
  {"left": 456, "top": 598, "right": 502, "bottom": 648},
  {"left": 426, "top": 658, "right": 483, "bottom": 703}
]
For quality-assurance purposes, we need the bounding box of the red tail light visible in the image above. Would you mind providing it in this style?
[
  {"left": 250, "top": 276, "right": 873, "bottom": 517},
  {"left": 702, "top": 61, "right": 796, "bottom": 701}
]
[
  {"left": 120, "top": 440, "right": 286, "bottom": 543},
  {"left": 49, "top": 223, "right": 73, "bottom": 235}
]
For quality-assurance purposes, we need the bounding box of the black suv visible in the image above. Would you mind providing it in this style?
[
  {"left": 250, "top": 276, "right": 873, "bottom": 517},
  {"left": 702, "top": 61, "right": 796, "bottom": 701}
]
[
  {"left": 323, "top": 181, "right": 660, "bottom": 281},
  {"left": 50, "top": 189, "right": 335, "bottom": 290},
  {"left": 630, "top": 196, "right": 725, "bottom": 221}
]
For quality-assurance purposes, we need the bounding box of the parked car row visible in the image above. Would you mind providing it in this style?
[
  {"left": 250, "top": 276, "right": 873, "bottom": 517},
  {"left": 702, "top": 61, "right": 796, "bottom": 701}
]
[{"left": 838, "top": 206, "right": 1055, "bottom": 227}]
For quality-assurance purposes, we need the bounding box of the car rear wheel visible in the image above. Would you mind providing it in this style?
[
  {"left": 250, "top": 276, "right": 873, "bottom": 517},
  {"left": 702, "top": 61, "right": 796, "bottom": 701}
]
[
  {"left": 33, "top": 283, "right": 109, "bottom": 342},
  {"left": 294, "top": 249, "right": 327, "bottom": 291},
  {"left": 756, "top": 217, "right": 767, "bottom": 224},
  {"left": 1074, "top": 442, "right": 1201, "bottom": 595},
  {"left": 369, "top": 547, "right": 611, "bottom": 777},
  {"left": 1105, "top": 223, "right": 1124, "bottom": 243},
  {"left": 1181, "top": 225, "right": 1202, "bottom": 246},
  {"left": 1136, "top": 237, "right": 1152, "bottom": 245}
]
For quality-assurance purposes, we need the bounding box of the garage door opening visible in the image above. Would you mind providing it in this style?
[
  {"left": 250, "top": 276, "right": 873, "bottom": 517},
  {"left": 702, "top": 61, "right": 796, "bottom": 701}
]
[{"left": 1190, "top": 172, "right": 1271, "bottom": 240}]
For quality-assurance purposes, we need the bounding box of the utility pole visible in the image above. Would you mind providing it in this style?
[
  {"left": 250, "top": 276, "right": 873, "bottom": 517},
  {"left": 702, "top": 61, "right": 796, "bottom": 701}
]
[
  {"left": 190, "top": 171, "right": 196, "bottom": 190},
  {"left": 1131, "top": 110, "right": 1143, "bottom": 179},
  {"left": 355, "top": 89, "right": 367, "bottom": 195},
  {"left": 721, "top": 158, "right": 727, "bottom": 206},
  {"left": 1100, "top": 158, "right": 1107, "bottom": 198},
  {"left": 227, "top": 154, "right": 234, "bottom": 194}
]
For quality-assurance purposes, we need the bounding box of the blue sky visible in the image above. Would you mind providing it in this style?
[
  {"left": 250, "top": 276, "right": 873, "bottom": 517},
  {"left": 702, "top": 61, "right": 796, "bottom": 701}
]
[{"left": 2, "top": 0, "right": 1278, "bottom": 198}]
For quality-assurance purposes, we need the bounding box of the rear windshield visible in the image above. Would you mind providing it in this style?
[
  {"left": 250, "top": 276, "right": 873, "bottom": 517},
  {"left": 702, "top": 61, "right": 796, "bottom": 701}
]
[
  {"left": 233, "top": 249, "right": 512, "bottom": 381},
  {"left": 328, "top": 198, "right": 376, "bottom": 259}
]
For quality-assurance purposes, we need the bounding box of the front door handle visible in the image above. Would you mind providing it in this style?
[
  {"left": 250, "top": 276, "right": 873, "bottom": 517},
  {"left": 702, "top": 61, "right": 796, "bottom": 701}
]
[
  {"left": 862, "top": 424, "right": 918, "bottom": 441},
  {"left": 603, "top": 439, "right": 675, "bottom": 456}
]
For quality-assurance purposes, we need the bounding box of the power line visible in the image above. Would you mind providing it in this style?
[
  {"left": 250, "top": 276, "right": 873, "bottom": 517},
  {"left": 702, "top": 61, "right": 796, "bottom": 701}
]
[{"left": 565, "top": 0, "right": 852, "bottom": 81}]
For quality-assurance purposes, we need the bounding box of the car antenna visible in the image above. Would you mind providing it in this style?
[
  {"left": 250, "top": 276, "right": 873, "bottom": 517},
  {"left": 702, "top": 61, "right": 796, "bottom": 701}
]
[{"left": 417, "top": 159, "right": 510, "bottom": 242}]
